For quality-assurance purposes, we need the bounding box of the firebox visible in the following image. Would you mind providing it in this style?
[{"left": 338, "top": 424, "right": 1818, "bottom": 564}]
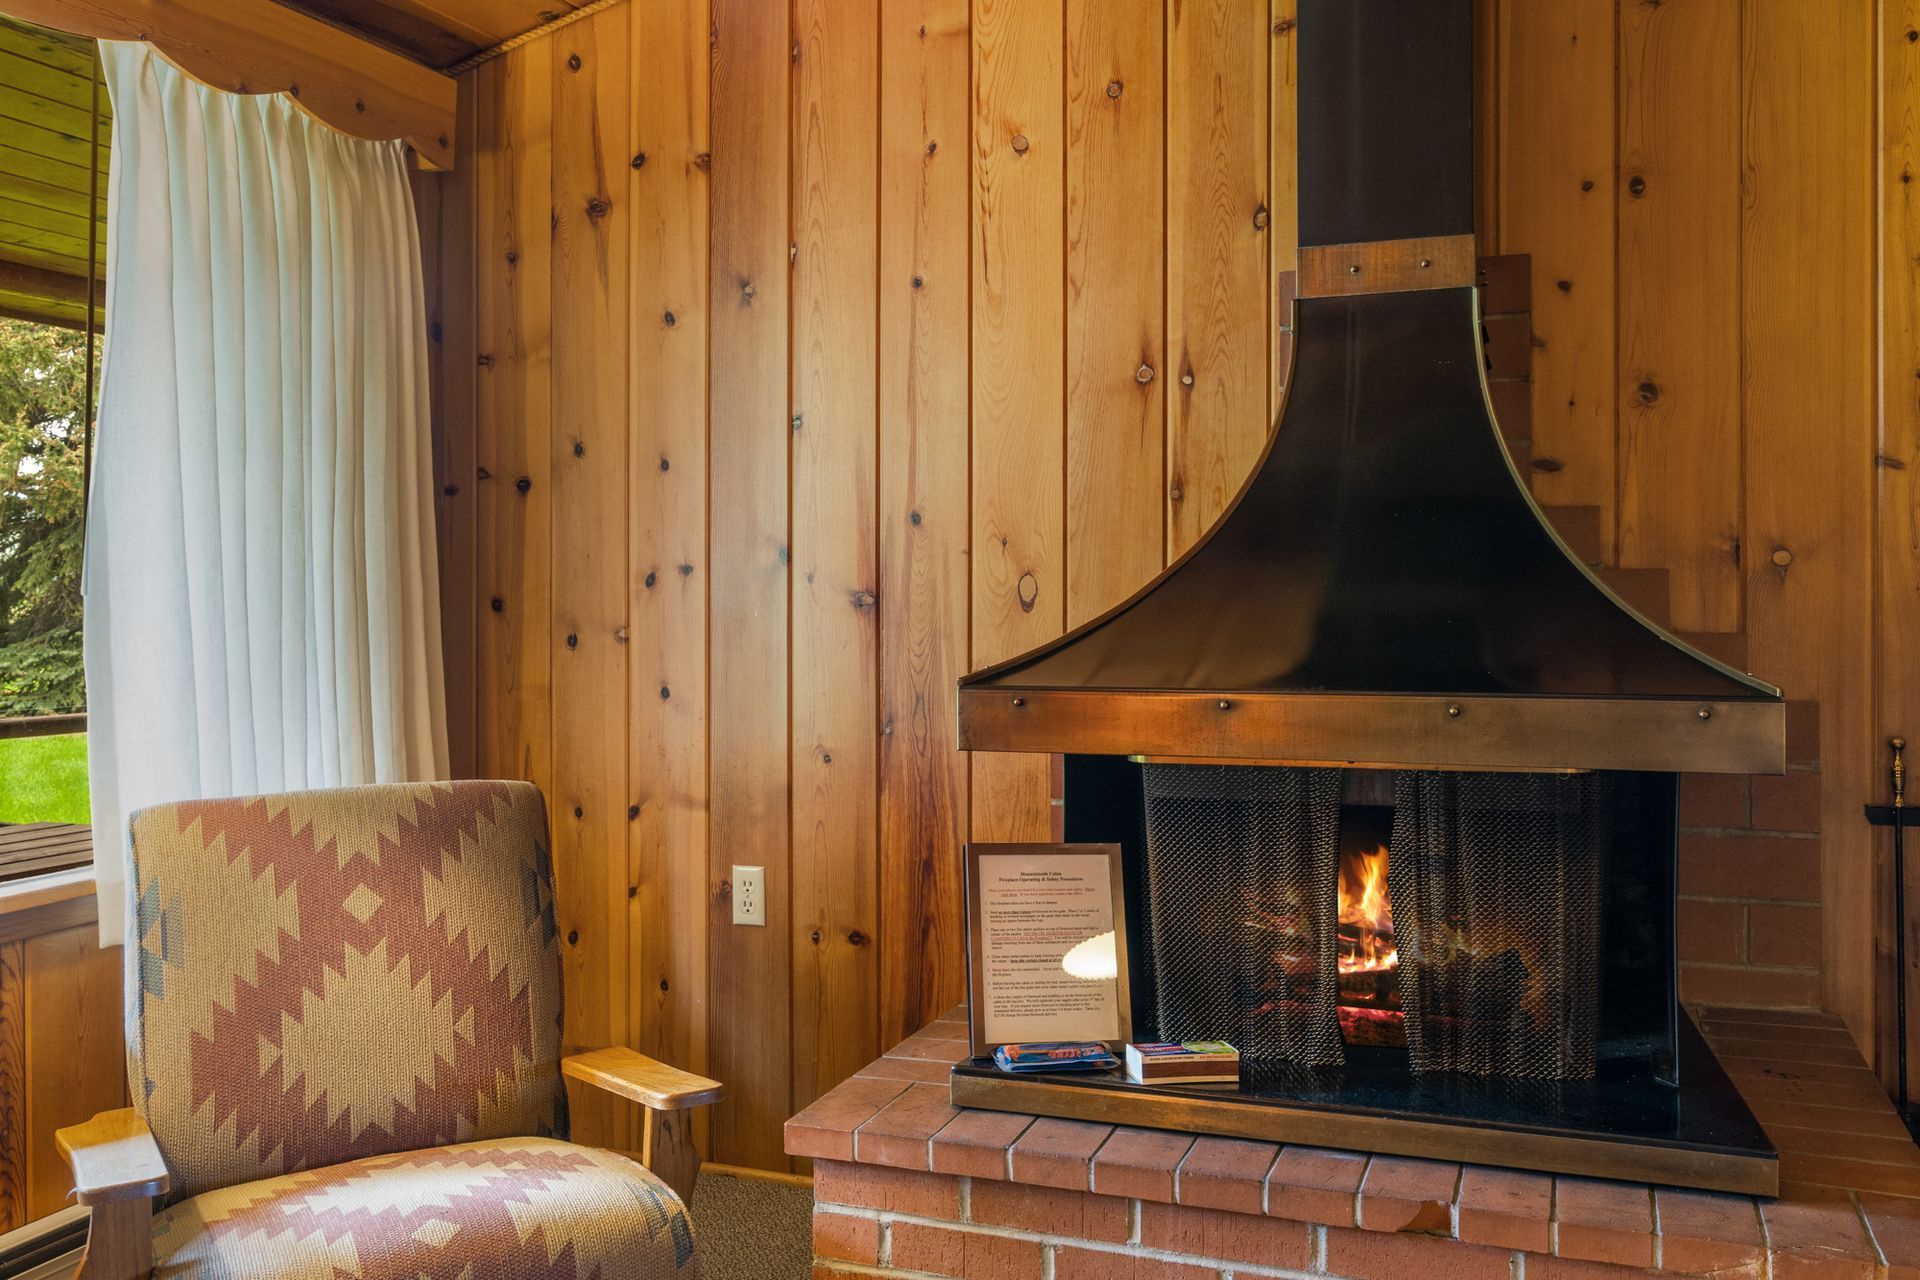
[
  {"left": 948, "top": 757, "right": 1775, "bottom": 1193},
  {"left": 1137, "top": 764, "right": 1640, "bottom": 1081},
  {"left": 948, "top": 0, "right": 1785, "bottom": 1195}
]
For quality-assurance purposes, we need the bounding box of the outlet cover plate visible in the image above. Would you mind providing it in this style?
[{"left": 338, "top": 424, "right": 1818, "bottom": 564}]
[{"left": 732, "top": 864, "right": 765, "bottom": 926}]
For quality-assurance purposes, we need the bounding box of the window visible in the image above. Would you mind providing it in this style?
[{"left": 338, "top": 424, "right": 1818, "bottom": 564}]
[{"left": 0, "top": 14, "right": 105, "bottom": 870}]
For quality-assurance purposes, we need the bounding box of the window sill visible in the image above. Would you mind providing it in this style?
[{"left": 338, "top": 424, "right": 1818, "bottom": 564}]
[
  {"left": 0, "top": 864, "right": 97, "bottom": 941},
  {"left": 0, "top": 823, "right": 93, "bottom": 884}
]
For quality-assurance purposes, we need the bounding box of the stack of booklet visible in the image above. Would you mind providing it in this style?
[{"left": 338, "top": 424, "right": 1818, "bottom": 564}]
[{"left": 1123, "top": 1041, "right": 1241, "bottom": 1084}]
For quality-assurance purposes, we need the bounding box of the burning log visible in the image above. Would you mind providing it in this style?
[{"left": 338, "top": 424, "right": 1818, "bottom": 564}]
[{"left": 1335, "top": 837, "right": 1407, "bottom": 1047}]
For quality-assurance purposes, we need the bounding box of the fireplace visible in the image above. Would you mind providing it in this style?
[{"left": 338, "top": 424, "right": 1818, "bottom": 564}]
[
  {"left": 948, "top": 758, "right": 1774, "bottom": 1193},
  {"left": 948, "top": 0, "right": 1786, "bottom": 1195}
]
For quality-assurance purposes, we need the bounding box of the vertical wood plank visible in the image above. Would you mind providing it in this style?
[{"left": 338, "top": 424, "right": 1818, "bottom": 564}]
[
  {"left": 1472, "top": 0, "right": 1501, "bottom": 258},
  {"left": 1166, "top": 0, "right": 1269, "bottom": 556},
  {"left": 550, "top": 9, "right": 633, "bottom": 1150},
  {"left": 791, "top": 0, "right": 881, "bottom": 1112},
  {"left": 1064, "top": 0, "right": 1163, "bottom": 624},
  {"left": 1882, "top": 0, "right": 1920, "bottom": 1090},
  {"left": 0, "top": 942, "right": 22, "bottom": 1232},
  {"left": 1269, "top": 0, "right": 1297, "bottom": 421},
  {"left": 878, "top": 0, "right": 972, "bottom": 1047},
  {"left": 473, "top": 51, "right": 554, "bottom": 794},
  {"left": 1497, "top": 0, "right": 1616, "bottom": 550},
  {"left": 1741, "top": 0, "right": 1875, "bottom": 1039},
  {"left": 23, "top": 926, "right": 124, "bottom": 1221},
  {"left": 972, "top": 0, "right": 1065, "bottom": 843},
  {"left": 629, "top": 0, "right": 712, "bottom": 1151},
  {"left": 1617, "top": 0, "right": 1742, "bottom": 634},
  {"left": 709, "top": 0, "right": 794, "bottom": 1169},
  {"left": 435, "top": 78, "right": 480, "bottom": 779}
]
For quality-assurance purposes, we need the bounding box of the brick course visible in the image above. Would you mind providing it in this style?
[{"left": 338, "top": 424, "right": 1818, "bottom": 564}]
[
  {"left": 1267, "top": 1145, "right": 1368, "bottom": 1228},
  {"left": 969, "top": 1179, "right": 1129, "bottom": 1243},
  {"left": 1094, "top": 1127, "right": 1195, "bottom": 1204},
  {"left": 1053, "top": 1247, "right": 1221, "bottom": 1280},
  {"left": 797, "top": 1002, "right": 1920, "bottom": 1280},
  {"left": 1456, "top": 1166, "right": 1553, "bottom": 1254},
  {"left": 1357, "top": 1154, "right": 1458, "bottom": 1234},
  {"left": 809, "top": 1151, "right": 1913, "bottom": 1280},
  {"left": 1553, "top": 1178, "right": 1654, "bottom": 1268},
  {"left": 1176, "top": 1136, "right": 1280, "bottom": 1215},
  {"left": 888, "top": 1220, "right": 1046, "bottom": 1278},
  {"left": 1139, "top": 1201, "right": 1314, "bottom": 1269},
  {"left": 1676, "top": 701, "right": 1824, "bottom": 1011}
]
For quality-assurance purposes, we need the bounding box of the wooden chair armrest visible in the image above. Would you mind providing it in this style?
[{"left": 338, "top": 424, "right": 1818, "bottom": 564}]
[
  {"left": 56, "top": 1108, "right": 169, "bottom": 1205},
  {"left": 563, "top": 1048, "right": 724, "bottom": 1111}
]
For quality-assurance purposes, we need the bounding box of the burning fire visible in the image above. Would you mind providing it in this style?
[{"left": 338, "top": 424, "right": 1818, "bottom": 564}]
[{"left": 1338, "top": 842, "right": 1397, "bottom": 975}]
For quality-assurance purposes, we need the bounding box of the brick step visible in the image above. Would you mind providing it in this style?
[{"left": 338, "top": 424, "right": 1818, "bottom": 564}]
[
  {"left": 1676, "top": 630, "right": 1750, "bottom": 672},
  {"left": 1541, "top": 504, "right": 1603, "bottom": 567},
  {"left": 1594, "top": 566, "right": 1672, "bottom": 630},
  {"left": 1487, "top": 380, "right": 1529, "bottom": 445},
  {"left": 1526, "top": 505, "right": 1751, "bottom": 670}
]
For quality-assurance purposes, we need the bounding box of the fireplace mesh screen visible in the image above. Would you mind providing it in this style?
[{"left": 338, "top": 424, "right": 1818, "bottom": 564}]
[
  {"left": 1389, "top": 771, "right": 1605, "bottom": 1080},
  {"left": 1141, "top": 763, "right": 1346, "bottom": 1069},
  {"left": 1138, "top": 764, "right": 1608, "bottom": 1081}
]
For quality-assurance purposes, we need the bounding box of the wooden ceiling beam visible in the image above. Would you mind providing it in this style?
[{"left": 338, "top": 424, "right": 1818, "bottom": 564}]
[
  {"left": 0, "top": 0, "right": 456, "bottom": 169},
  {"left": 272, "top": 0, "right": 488, "bottom": 69},
  {"left": 0, "top": 256, "right": 101, "bottom": 301},
  {"left": 0, "top": 256, "right": 101, "bottom": 330},
  {"left": 0, "top": 297, "right": 90, "bottom": 330}
]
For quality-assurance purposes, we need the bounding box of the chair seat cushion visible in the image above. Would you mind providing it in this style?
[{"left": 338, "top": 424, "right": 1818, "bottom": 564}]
[{"left": 151, "top": 1137, "right": 695, "bottom": 1279}]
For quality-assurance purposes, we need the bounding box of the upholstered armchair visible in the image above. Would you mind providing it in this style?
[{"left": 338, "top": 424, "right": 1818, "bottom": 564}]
[{"left": 56, "top": 781, "right": 720, "bottom": 1279}]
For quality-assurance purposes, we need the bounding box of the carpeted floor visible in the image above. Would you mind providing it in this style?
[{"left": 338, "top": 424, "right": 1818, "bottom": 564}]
[{"left": 690, "top": 1165, "right": 815, "bottom": 1280}]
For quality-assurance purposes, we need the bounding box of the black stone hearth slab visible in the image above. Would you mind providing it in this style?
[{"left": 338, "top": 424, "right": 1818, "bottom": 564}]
[{"left": 950, "top": 1014, "right": 1775, "bottom": 1196}]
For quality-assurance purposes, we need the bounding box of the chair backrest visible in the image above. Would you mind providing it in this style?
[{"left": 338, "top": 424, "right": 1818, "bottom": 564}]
[{"left": 125, "top": 780, "right": 567, "bottom": 1201}]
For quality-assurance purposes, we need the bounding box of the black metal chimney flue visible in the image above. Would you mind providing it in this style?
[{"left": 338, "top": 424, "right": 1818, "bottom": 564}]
[{"left": 1297, "top": 0, "right": 1473, "bottom": 249}]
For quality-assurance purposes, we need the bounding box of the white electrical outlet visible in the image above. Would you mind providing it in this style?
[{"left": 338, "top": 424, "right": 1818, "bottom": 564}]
[{"left": 732, "top": 864, "right": 765, "bottom": 926}]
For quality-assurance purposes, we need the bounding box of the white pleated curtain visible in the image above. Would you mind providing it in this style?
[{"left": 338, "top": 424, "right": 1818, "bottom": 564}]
[{"left": 86, "top": 43, "right": 449, "bottom": 944}]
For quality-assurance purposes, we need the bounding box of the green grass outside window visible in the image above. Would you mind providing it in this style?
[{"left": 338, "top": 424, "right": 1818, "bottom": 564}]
[{"left": 0, "top": 732, "right": 90, "bottom": 825}]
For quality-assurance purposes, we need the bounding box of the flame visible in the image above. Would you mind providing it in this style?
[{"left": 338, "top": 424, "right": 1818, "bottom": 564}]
[{"left": 1338, "top": 842, "right": 1397, "bottom": 974}]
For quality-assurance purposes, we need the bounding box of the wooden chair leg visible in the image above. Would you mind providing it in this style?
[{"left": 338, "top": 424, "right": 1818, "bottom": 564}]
[
  {"left": 641, "top": 1109, "right": 700, "bottom": 1206},
  {"left": 77, "top": 1198, "right": 152, "bottom": 1280}
]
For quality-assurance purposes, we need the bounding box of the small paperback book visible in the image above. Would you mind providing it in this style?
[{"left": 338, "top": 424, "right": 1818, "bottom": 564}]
[
  {"left": 1124, "top": 1041, "right": 1241, "bottom": 1084},
  {"left": 992, "top": 1041, "right": 1120, "bottom": 1074}
]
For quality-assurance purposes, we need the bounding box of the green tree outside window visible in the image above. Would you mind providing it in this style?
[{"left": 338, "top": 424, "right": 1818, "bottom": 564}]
[{"left": 0, "top": 316, "right": 89, "bottom": 718}]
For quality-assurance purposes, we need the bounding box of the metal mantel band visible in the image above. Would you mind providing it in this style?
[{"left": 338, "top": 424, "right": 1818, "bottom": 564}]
[
  {"left": 955, "top": 689, "right": 1787, "bottom": 776},
  {"left": 1297, "top": 234, "right": 1478, "bottom": 297},
  {"left": 949, "top": 1071, "right": 1779, "bottom": 1197}
]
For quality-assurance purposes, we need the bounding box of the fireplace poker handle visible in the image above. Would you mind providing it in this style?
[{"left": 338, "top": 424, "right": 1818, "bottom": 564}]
[{"left": 1895, "top": 736, "right": 1906, "bottom": 811}]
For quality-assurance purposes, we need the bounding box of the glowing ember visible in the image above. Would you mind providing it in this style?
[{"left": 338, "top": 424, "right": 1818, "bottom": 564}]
[{"left": 1337, "top": 842, "right": 1397, "bottom": 975}]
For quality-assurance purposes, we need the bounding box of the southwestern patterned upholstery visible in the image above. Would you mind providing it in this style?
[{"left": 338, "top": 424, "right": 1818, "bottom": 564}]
[
  {"left": 123, "top": 781, "right": 696, "bottom": 1278},
  {"left": 149, "top": 1138, "right": 694, "bottom": 1279}
]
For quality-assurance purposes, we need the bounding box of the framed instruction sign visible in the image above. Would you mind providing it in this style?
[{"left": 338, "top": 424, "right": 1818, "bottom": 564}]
[{"left": 964, "top": 842, "right": 1132, "bottom": 1056}]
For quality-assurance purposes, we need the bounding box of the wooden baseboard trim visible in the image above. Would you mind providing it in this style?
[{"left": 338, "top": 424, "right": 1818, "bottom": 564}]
[{"left": 699, "top": 1160, "right": 814, "bottom": 1189}]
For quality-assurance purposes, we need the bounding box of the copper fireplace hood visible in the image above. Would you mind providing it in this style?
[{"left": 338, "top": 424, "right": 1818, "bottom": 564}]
[{"left": 956, "top": 0, "right": 1783, "bottom": 777}]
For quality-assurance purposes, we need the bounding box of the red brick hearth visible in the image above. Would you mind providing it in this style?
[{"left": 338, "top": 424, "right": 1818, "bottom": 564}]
[{"left": 788, "top": 1007, "right": 1920, "bottom": 1280}]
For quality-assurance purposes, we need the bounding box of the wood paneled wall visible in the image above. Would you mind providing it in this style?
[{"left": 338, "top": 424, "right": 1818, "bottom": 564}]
[
  {"left": 428, "top": 0, "right": 1901, "bottom": 1167},
  {"left": 1480, "top": 0, "right": 1879, "bottom": 1059},
  {"left": 0, "top": 894, "right": 127, "bottom": 1231}
]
